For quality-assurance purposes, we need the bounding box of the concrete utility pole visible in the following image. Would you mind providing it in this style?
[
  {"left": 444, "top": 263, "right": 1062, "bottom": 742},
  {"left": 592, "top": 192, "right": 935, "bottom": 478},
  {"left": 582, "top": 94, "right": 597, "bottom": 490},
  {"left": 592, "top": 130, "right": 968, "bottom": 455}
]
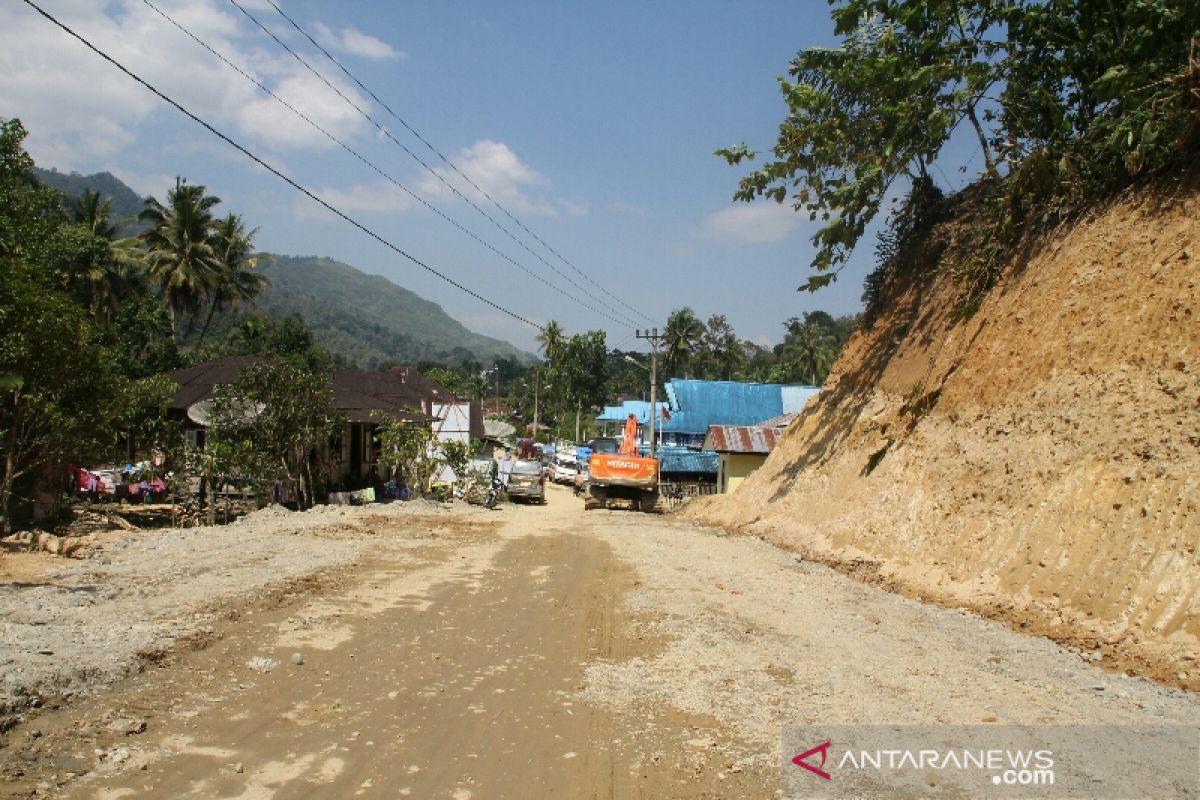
[{"left": 635, "top": 328, "right": 664, "bottom": 457}]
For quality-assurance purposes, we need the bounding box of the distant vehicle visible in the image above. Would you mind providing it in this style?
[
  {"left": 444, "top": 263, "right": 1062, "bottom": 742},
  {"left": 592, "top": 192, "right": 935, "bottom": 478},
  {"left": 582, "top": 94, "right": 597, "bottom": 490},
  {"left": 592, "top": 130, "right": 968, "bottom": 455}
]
[
  {"left": 506, "top": 458, "right": 546, "bottom": 503},
  {"left": 552, "top": 455, "right": 578, "bottom": 484}
]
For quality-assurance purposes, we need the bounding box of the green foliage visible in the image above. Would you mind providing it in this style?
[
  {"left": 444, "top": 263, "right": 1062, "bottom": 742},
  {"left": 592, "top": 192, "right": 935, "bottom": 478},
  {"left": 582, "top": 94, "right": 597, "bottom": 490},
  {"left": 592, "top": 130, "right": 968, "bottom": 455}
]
[
  {"left": 439, "top": 439, "right": 471, "bottom": 486},
  {"left": 33, "top": 167, "right": 146, "bottom": 234},
  {"left": 139, "top": 178, "right": 223, "bottom": 329},
  {"left": 421, "top": 366, "right": 467, "bottom": 396},
  {"left": 548, "top": 330, "right": 609, "bottom": 441},
  {"left": 208, "top": 362, "right": 341, "bottom": 508},
  {"left": 248, "top": 255, "right": 534, "bottom": 368},
  {"left": 224, "top": 314, "right": 340, "bottom": 373},
  {"left": 663, "top": 307, "right": 705, "bottom": 378},
  {"left": 96, "top": 294, "right": 182, "bottom": 379},
  {"left": 721, "top": 0, "right": 1200, "bottom": 308},
  {"left": 118, "top": 374, "right": 182, "bottom": 472},
  {"left": 0, "top": 119, "right": 128, "bottom": 531},
  {"left": 376, "top": 413, "right": 439, "bottom": 495},
  {"left": 863, "top": 175, "right": 948, "bottom": 323}
]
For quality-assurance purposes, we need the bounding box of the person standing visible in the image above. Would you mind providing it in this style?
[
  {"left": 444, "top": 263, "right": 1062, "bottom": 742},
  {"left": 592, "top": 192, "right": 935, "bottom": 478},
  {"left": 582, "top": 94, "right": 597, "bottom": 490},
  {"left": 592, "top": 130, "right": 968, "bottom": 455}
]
[{"left": 497, "top": 448, "right": 514, "bottom": 489}]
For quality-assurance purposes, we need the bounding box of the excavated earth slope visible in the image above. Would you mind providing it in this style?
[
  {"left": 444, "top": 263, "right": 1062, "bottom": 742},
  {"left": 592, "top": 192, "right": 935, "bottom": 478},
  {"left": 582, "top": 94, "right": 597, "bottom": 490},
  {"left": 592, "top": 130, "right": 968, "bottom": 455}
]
[{"left": 687, "top": 177, "right": 1199, "bottom": 688}]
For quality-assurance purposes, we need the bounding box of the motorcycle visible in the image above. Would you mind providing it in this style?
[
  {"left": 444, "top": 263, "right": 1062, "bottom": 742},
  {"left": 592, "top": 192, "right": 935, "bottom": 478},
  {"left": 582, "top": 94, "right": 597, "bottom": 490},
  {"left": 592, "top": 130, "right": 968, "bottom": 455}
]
[{"left": 483, "top": 475, "right": 505, "bottom": 509}]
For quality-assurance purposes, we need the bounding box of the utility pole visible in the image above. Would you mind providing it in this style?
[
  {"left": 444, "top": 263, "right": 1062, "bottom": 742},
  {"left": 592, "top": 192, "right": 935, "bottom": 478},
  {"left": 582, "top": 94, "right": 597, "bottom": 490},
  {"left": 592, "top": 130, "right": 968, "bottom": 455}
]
[
  {"left": 493, "top": 363, "right": 500, "bottom": 415},
  {"left": 635, "top": 328, "right": 664, "bottom": 457},
  {"left": 532, "top": 369, "right": 548, "bottom": 440}
]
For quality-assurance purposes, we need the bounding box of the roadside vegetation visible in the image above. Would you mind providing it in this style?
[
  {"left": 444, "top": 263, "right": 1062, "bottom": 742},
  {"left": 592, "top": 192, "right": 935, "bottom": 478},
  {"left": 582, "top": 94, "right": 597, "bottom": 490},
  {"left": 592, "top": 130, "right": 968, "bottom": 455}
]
[
  {"left": 1, "top": 113, "right": 858, "bottom": 533},
  {"left": 719, "top": 0, "right": 1199, "bottom": 314}
]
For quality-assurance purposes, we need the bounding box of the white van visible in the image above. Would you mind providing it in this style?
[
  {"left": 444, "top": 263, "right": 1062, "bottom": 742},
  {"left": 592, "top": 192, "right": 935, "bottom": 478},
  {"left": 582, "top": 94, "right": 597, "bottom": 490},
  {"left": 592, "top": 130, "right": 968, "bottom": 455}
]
[{"left": 552, "top": 455, "right": 578, "bottom": 484}]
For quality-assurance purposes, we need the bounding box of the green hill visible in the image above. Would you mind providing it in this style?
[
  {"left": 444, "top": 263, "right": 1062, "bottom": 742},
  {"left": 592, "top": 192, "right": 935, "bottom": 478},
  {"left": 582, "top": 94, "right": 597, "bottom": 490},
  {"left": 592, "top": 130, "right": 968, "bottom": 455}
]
[
  {"left": 250, "top": 254, "right": 533, "bottom": 367},
  {"left": 34, "top": 168, "right": 534, "bottom": 368},
  {"left": 33, "top": 167, "right": 147, "bottom": 234}
]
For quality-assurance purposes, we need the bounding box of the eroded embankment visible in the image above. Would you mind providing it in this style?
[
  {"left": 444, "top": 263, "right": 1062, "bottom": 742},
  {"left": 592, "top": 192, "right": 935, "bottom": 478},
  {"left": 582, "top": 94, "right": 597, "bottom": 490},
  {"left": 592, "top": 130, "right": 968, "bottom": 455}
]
[{"left": 687, "top": 178, "right": 1200, "bottom": 688}]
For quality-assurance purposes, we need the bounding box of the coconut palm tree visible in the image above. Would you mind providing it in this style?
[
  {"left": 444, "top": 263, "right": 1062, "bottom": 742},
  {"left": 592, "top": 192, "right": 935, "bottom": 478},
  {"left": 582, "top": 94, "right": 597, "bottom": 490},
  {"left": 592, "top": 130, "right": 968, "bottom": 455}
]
[
  {"left": 139, "top": 178, "right": 222, "bottom": 339},
  {"left": 62, "top": 189, "right": 147, "bottom": 320},
  {"left": 196, "top": 213, "right": 268, "bottom": 348},
  {"left": 536, "top": 319, "right": 565, "bottom": 365},
  {"left": 702, "top": 314, "right": 742, "bottom": 380},
  {"left": 780, "top": 316, "right": 835, "bottom": 386},
  {"left": 663, "top": 307, "right": 704, "bottom": 378}
]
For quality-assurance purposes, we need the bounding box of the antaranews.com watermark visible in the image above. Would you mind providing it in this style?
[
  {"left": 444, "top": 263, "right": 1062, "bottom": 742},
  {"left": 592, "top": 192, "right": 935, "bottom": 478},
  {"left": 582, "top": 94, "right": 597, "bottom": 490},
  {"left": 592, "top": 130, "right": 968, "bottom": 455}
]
[{"left": 782, "top": 725, "right": 1198, "bottom": 798}]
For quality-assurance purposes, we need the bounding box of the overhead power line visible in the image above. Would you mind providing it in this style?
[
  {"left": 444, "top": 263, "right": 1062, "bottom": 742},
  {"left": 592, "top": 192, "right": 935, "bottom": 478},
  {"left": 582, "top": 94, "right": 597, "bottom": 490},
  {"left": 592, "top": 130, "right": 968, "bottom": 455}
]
[
  {"left": 262, "top": 0, "right": 657, "bottom": 327},
  {"left": 136, "top": 0, "right": 632, "bottom": 329},
  {"left": 19, "top": 0, "right": 543, "bottom": 332},
  {"left": 226, "top": 0, "right": 644, "bottom": 329}
]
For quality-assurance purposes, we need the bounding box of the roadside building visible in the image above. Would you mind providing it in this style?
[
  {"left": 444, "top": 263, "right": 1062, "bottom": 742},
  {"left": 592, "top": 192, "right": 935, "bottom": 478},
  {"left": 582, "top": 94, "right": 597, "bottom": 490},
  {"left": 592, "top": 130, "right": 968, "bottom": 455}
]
[
  {"left": 168, "top": 358, "right": 466, "bottom": 489},
  {"left": 703, "top": 424, "right": 788, "bottom": 494}
]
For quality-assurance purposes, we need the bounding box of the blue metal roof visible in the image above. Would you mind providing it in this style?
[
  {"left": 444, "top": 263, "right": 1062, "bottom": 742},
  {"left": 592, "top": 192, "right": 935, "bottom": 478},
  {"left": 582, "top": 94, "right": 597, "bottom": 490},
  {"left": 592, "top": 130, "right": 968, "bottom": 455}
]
[
  {"left": 656, "top": 446, "right": 718, "bottom": 475},
  {"left": 595, "top": 400, "right": 668, "bottom": 424},
  {"left": 659, "top": 379, "right": 817, "bottom": 435}
]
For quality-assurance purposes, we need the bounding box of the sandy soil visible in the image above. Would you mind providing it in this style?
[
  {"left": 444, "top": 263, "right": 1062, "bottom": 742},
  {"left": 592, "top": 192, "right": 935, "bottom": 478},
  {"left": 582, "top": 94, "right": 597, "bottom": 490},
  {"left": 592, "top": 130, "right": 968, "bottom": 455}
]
[
  {"left": 687, "top": 175, "right": 1200, "bottom": 688},
  {"left": 1, "top": 485, "right": 1198, "bottom": 798}
]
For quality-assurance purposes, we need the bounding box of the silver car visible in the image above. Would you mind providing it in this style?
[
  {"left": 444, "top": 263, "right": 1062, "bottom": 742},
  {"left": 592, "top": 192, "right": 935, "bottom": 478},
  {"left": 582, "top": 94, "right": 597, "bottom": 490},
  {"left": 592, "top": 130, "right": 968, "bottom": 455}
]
[{"left": 506, "top": 459, "right": 546, "bottom": 503}]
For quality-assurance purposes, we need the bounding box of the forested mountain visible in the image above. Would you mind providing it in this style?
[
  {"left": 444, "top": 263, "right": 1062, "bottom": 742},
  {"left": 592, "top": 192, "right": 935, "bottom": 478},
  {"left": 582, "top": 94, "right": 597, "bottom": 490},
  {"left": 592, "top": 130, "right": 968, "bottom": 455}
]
[
  {"left": 33, "top": 167, "right": 145, "bottom": 234},
  {"left": 33, "top": 169, "right": 532, "bottom": 368},
  {"left": 248, "top": 255, "right": 532, "bottom": 368}
]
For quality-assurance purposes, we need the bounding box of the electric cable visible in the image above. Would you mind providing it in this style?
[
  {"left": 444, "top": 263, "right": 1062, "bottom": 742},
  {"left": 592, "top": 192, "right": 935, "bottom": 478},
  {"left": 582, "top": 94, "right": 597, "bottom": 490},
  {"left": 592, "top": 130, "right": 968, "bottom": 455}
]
[
  {"left": 263, "top": 0, "right": 657, "bottom": 327},
  {"left": 18, "top": 0, "right": 544, "bottom": 332},
  {"left": 227, "top": 0, "right": 642, "bottom": 328},
  {"left": 136, "top": 0, "right": 632, "bottom": 328}
]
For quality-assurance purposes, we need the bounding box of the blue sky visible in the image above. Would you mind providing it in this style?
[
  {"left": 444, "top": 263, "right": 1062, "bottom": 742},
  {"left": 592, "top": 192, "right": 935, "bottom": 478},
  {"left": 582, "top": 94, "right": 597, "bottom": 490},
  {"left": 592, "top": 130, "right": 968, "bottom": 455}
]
[{"left": 2, "top": 1, "right": 977, "bottom": 354}]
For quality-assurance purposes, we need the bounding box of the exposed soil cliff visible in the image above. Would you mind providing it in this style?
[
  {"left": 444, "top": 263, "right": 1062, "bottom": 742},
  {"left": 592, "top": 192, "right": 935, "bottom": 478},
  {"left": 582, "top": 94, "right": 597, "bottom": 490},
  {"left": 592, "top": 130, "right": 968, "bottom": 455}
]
[{"left": 687, "top": 176, "right": 1200, "bottom": 688}]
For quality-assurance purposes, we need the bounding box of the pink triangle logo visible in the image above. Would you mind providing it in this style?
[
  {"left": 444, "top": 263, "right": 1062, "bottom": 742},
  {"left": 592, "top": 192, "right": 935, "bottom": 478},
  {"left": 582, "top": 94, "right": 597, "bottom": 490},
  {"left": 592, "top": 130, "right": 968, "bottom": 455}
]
[{"left": 793, "top": 740, "right": 832, "bottom": 780}]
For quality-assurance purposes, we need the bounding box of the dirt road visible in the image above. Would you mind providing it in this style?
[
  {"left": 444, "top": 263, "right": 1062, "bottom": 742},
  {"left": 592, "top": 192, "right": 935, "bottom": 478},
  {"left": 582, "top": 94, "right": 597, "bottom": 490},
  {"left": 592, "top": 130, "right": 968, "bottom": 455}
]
[{"left": 3, "top": 484, "right": 1198, "bottom": 798}]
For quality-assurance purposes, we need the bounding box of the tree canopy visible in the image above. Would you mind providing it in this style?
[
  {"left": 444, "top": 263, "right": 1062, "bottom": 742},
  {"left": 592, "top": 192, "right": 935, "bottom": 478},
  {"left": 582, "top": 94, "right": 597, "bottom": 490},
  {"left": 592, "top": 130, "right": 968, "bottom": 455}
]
[{"left": 719, "top": 0, "right": 1200, "bottom": 296}]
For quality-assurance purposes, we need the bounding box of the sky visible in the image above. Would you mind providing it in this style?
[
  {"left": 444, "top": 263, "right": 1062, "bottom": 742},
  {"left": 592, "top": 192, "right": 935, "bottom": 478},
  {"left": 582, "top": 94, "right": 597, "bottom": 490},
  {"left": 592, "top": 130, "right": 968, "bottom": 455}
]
[{"left": 1, "top": 0, "right": 979, "bottom": 355}]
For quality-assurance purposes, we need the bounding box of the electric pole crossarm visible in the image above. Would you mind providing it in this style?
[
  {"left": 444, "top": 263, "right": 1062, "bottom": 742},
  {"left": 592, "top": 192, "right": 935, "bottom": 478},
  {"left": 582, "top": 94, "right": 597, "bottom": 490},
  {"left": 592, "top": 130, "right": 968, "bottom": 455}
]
[{"left": 635, "top": 328, "right": 664, "bottom": 457}]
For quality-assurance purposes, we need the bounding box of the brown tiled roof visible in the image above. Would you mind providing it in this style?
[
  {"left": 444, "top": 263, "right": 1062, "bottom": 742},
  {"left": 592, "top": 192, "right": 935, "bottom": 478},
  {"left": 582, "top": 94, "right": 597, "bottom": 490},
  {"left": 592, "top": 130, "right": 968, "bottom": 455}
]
[
  {"left": 332, "top": 368, "right": 432, "bottom": 412},
  {"left": 167, "top": 355, "right": 272, "bottom": 410},
  {"left": 331, "top": 385, "right": 435, "bottom": 424}
]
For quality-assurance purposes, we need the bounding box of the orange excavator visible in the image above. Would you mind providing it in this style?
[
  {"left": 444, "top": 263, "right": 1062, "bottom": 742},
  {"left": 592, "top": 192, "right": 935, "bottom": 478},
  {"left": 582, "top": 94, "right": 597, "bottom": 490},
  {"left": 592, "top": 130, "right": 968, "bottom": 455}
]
[{"left": 584, "top": 414, "right": 660, "bottom": 512}]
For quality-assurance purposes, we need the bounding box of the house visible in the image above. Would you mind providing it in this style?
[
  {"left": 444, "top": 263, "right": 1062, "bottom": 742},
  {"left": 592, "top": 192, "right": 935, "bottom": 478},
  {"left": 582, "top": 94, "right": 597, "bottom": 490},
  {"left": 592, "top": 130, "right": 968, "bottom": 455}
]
[
  {"left": 658, "top": 379, "right": 817, "bottom": 447},
  {"left": 703, "top": 423, "right": 788, "bottom": 494},
  {"left": 167, "top": 358, "right": 472, "bottom": 488}
]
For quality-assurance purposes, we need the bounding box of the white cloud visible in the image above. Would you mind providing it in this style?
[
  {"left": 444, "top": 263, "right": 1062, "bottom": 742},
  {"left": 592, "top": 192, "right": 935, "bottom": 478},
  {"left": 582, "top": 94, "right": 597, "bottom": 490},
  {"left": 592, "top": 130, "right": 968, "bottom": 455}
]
[
  {"left": 313, "top": 21, "right": 406, "bottom": 61},
  {"left": 418, "top": 139, "right": 563, "bottom": 217},
  {"left": 0, "top": 0, "right": 374, "bottom": 167},
  {"left": 702, "top": 201, "right": 804, "bottom": 243}
]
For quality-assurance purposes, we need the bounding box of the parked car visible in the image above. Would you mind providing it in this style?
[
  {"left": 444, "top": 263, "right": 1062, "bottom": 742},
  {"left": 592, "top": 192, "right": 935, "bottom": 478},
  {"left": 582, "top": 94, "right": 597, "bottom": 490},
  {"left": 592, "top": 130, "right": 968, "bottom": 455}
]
[
  {"left": 552, "top": 455, "right": 579, "bottom": 484},
  {"left": 506, "top": 458, "right": 546, "bottom": 503}
]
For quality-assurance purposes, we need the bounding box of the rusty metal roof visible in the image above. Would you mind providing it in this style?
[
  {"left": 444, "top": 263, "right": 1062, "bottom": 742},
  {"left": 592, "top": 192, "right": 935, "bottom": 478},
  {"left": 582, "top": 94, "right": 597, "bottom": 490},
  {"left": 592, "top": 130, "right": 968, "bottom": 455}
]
[{"left": 702, "top": 425, "right": 784, "bottom": 454}]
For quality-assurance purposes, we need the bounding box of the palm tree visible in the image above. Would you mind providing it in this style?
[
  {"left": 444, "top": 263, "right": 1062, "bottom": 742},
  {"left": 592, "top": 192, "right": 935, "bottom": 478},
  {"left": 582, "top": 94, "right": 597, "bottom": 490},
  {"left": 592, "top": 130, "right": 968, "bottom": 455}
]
[
  {"left": 196, "top": 213, "right": 268, "bottom": 348},
  {"left": 62, "top": 189, "right": 146, "bottom": 320},
  {"left": 70, "top": 188, "right": 117, "bottom": 240},
  {"left": 139, "top": 178, "right": 222, "bottom": 339},
  {"left": 781, "top": 316, "right": 835, "bottom": 386},
  {"left": 536, "top": 319, "right": 564, "bottom": 365},
  {"left": 703, "top": 314, "right": 742, "bottom": 380},
  {"left": 663, "top": 307, "right": 704, "bottom": 378}
]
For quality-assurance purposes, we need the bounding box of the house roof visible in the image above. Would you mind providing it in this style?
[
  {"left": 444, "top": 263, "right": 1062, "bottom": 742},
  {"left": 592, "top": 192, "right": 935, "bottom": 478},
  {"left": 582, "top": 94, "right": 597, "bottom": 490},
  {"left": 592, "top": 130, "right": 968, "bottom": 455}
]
[
  {"left": 169, "top": 358, "right": 440, "bottom": 425},
  {"left": 755, "top": 412, "right": 798, "bottom": 429},
  {"left": 658, "top": 379, "right": 817, "bottom": 435},
  {"left": 167, "top": 355, "right": 272, "bottom": 410},
  {"left": 702, "top": 425, "right": 785, "bottom": 454},
  {"left": 331, "top": 385, "right": 435, "bottom": 424},
  {"left": 596, "top": 400, "right": 669, "bottom": 424},
  {"left": 656, "top": 445, "right": 718, "bottom": 475}
]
